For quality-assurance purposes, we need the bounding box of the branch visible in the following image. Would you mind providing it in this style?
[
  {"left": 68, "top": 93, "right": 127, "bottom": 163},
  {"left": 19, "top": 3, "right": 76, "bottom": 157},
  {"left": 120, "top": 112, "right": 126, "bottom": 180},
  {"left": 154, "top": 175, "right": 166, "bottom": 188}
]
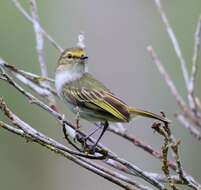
[
  {"left": 152, "top": 121, "right": 200, "bottom": 190},
  {"left": 29, "top": 0, "right": 46, "bottom": 77},
  {"left": 108, "top": 126, "right": 177, "bottom": 170},
  {"left": 176, "top": 114, "right": 201, "bottom": 140},
  {"left": 11, "top": 0, "right": 63, "bottom": 52},
  {"left": 147, "top": 46, "right": 186, "bottom": 110},
  {"left": 154, "top": 0, "right": 189, "bottom": 88},
  {"left": 188, "top": 15, "right": 201, "bottom": 111},
  {"left": 147, "top": 46, "right": 201, "bottom": 128},
  {"left": 153, "top": 0, "right": 201, "bottom": 131},
  {"left": 0, "top": 58, "right": 56, "bottom": 96},
  {"left": 29, "top": 0, "right": 57, "bottom": 111}
]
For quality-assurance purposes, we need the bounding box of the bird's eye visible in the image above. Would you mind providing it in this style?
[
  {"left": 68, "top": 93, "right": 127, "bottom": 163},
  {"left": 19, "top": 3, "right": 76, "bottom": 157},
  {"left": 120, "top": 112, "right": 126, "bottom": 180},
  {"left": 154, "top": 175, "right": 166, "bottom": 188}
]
[{"left": 67, "top": 53, "right": 72, "bottom": 59}]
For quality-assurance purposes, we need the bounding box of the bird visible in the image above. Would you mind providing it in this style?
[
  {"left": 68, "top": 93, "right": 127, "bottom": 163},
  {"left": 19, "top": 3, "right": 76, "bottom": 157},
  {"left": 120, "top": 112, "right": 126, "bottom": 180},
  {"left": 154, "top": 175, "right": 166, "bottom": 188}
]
[{"left": 55, "top": 47, "right": 170, "bottom": 149}]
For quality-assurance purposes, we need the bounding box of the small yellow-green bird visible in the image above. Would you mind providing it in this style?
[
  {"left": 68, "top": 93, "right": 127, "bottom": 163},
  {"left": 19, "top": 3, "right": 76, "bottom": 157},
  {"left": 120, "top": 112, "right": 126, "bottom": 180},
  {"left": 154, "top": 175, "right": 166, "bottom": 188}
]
[{"left": 55, "top": 47, "right": 170, "bottom": 147}]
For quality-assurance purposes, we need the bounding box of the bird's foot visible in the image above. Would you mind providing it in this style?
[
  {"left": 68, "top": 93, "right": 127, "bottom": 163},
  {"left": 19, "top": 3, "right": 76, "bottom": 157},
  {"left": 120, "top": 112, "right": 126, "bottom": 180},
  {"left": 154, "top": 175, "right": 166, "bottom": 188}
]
[{"left": 76, "top": 135, "right": 97, "bottom": 153}]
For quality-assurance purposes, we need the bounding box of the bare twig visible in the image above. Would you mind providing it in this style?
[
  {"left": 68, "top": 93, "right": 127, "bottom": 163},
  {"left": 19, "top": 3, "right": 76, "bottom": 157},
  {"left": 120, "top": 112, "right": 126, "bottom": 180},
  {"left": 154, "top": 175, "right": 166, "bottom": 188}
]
[
  {"left": 0, "top": 58, "right": 57, "bottom": 96},
  {"left": 29, "top": 0, "right": 46, "bottom": 77},
  {"left": 0, "top": 66, "right": 77, "bottom": 140},
  {"left": 162, "top": 133, "right": 178, "bottom": 190},
  {"left": 111, "top": 157, "right": 166, "bottom": 190},
  {"left": 107, "top": 159, "right": 198, "bottom": 187},
  {"left": 108, "top": 126, "right": 177, "bottom": 170},
  {"left": 0, "top": 75, "right": 6, "bottom": 80},
  {"left": 152, "top": 121, "right": 200, "bottom": 190},
  {"left": 29, "top": 0, "right": 57, "bottom": 111},
  {"left": 11, "top": 0, "right": 63, "bottom": 52},
  {"left": 195, "top": 97, "right": 201, "bottom": 111},
  {"left": 188, "top": 15, "right": 201, "bottom": 111},
  {"left": 176, "top": 114, "right": 201, "bottom": 141},
  {"left": 77, "top": 32, "right": 86, "bottom": 49},
  {"left": 147, "top": 46, "right": 186, "bottom": 109},
  {"left": 147, "top": 46, "right": 201, "bottom": 127},
  {"left": 148, "top": 41, "right": 201, "bottom": 188},
  {"left": 154, "top": 0, "right": 189, "bottom": 88},
  {"left": 154, "top": 0, "right": 201, "bottom": 129},
  {"left": 80, "top": 157, "right": 152, "bottom": 190}
]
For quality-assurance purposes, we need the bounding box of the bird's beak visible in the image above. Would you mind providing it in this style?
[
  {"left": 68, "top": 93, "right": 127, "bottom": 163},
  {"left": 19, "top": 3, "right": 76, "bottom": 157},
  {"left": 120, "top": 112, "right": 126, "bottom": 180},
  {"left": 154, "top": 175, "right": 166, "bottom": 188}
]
[{"left": 80, "top": 56, "right": 88, "bottom": 61}]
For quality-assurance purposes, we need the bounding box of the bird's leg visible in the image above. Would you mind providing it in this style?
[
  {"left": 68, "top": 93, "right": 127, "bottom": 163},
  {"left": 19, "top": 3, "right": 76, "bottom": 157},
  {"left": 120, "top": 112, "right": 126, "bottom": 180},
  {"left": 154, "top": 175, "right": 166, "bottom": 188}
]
[
  {"left": 74, "top": 106, "right": 90, "bottom": 149},
  {"left": 79, "top": 122, "right": 104, "bottom": 144},
  {"left": 76, "top": 123, "right": 102, "bottom": 153},
  {"left": 84, "top": 123, "right": 103, "bottom": 139},
  {"left": 62, "top": 121, "right": 108, "bottom": 158},
  {"left": 94, "top": 121, "right": 109, "bottom": 146},
  {"left": 88, "top": 121, "right": 109, "bottom": 154},
  {"left": 74, "top": 106, "right": 80, "bottom": 130}
]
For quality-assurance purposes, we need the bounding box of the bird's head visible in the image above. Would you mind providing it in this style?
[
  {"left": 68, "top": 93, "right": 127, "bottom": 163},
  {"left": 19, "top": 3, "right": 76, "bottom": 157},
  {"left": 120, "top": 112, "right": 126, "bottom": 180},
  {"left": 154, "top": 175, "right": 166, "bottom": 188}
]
[
  {"left": 57, "top": 47, "right": 88, "bottom": 68},
  {"left": 55, "top": 47, "right": 88, "bottom": 91}
]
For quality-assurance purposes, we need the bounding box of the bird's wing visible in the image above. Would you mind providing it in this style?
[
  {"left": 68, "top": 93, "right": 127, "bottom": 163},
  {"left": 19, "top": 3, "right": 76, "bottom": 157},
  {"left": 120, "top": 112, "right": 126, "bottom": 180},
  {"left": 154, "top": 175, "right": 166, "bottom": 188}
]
[{"left": 62, "top": 87, "right": 130, "bottom": 122}]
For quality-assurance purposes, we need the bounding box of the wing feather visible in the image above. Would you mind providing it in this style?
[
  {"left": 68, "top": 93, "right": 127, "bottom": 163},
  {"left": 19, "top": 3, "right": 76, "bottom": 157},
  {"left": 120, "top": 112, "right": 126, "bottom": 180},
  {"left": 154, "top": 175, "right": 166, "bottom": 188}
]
[{"left": 63, "top": 87, "right": 130, "bottom": 122}]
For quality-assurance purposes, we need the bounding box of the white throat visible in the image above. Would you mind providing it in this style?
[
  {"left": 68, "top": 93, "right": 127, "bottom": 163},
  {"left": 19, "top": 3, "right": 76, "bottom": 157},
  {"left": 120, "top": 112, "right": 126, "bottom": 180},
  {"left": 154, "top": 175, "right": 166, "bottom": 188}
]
[{"left": 55, "top": 64, "right": 84, "bottom": 95}]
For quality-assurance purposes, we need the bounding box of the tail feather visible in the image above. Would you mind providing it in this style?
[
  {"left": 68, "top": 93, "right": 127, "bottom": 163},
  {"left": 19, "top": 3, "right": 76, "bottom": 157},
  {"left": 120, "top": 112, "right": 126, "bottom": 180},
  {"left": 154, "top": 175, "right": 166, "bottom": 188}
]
[{"left": 129, "top": 107, "right": 171, "bottom": 123}]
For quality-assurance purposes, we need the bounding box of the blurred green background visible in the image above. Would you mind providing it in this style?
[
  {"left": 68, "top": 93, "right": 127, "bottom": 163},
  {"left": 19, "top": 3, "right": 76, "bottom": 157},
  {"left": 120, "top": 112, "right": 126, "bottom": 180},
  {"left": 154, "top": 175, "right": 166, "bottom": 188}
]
[{"left": 0, "top": 0, "right": 201, "bottom": 189}]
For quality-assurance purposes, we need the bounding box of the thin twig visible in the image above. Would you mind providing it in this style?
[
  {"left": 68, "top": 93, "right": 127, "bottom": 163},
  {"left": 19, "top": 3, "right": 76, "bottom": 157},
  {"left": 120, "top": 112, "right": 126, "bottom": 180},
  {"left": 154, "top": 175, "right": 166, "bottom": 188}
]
[
  {"left": 152, "top": 122, "right": 200, "bottom": 190},
  {"left": 79, "top": 157, "right": 152, "bottom": 190},
  {"left": 0, "top": 75, "right": 6, "bottom": 80},
  {"left": 29, "top": 0, "right": 57, "bottom": 111},
  {"left": 0, "top": 58, "right": 57, "bottom": 96},
  {"left": 176, "top": 114, "right": 201, "bottom": 141},
  {"left": 154, "top": 0, "right": 189, "bottom": 88},
  {"left": 188, "top": 15, "right": 201, "bottom": 111},
  {"left": 147, "top": 46, "right": 201, "bottom": 127},
  {"left": 195, "top": 97, "right": 201, "bottom": 112},
  {"left": 29, "top": 0, "right": 47, "bottom": 77},
  {"left": 111, "top": 157, "right": 166, "bottom": 190},
  {"left": 107, "top": 159, "right": 173, "bottom": 185},
  {"left": 108, "top": 126, "right": 177, "bottom": 170},
  {"left": 107, "top": 158, "right": 198, "bottom": 187},
  {"left": 0, "top": 66, "right": 76, "bottom": 139},
  {"left": 147, "top": 46, "right": 186, "bottom": 109},
  {"left": 11, "top": 0, "right": 63, "bottom": 52},
  {"left": 192, "top": 15, "right": 201, "bottom": 82}
]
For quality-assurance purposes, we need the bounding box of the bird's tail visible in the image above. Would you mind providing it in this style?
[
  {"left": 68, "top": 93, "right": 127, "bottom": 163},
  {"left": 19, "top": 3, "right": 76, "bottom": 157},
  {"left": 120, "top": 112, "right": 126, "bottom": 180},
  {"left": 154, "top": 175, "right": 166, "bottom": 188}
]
[{"left": 128, "top": 107, "right": 170, "bottom": 123}]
